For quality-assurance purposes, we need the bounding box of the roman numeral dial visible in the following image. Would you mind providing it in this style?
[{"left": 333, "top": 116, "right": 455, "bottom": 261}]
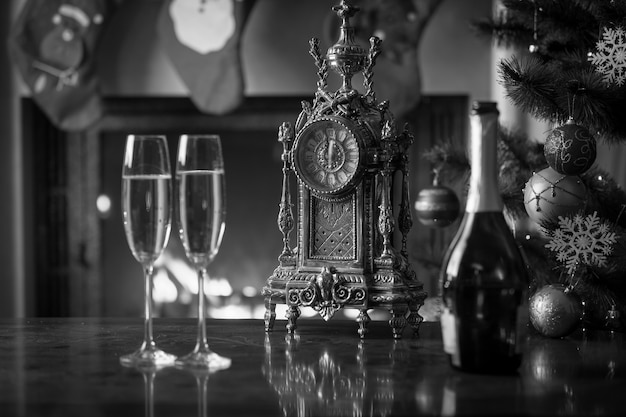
[{"left": 293, "top": 117, "right": 363, "bottom": 195}]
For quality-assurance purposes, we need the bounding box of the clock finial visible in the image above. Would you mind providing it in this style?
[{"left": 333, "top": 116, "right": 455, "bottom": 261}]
[
  {"left": 332, "top": 0, "right": 359, "bottom": 25},
  {"left": 327, "top": 0, "right": 367, "bottom": 92}
]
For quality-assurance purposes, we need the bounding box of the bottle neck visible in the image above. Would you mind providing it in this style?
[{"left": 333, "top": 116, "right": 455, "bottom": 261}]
[{"left": 465, "top": 111, "right": 503, "bottom": 213}]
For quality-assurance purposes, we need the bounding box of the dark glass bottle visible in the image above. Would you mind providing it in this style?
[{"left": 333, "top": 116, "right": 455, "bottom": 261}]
[{"left": 439, "top": 101, "right": 529, "bottom": 374}]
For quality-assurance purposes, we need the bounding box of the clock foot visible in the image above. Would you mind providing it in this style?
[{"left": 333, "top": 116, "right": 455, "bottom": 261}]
[
  {"left": 389, "top": 306, "right": 408, "bottom": 339},
  {"left": 407, "top": 302, "right": 424, "bottom": 337},
  {"left": 356, "top": 309, "right": 371, "bottom": 338},
  {"left": 286, "top": 305, "right": 300, "bottom": 333},
  {"left": 264, "top": 300, "right": 276, "bottom": 332}
]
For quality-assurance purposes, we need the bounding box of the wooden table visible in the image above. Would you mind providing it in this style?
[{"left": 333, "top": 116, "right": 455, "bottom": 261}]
[{"left": 0, "top": 318, "right": 624, "bottom": 416}]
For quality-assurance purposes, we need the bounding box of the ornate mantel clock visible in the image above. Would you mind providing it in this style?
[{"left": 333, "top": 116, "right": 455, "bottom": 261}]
[{"left": 262, "top": 0, "right": 427, "bottom": 338}]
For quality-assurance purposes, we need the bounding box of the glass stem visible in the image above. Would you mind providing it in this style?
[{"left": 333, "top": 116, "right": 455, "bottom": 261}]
[
  {"left": 142, "top": 264, "right": 156, "bottom": 350},
  {"left": 197, "top": 375, "right": 209, "bottom": 417},
  {"left": 144, "top": 371, "right": 155, "bottom": 417},
  {"left": 196, "top": 267, "right": 210, "bottom": 352}
]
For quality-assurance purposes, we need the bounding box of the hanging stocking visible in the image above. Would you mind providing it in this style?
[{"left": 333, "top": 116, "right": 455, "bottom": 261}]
[
  {"left": 158, "top": 0, "right": 257, "bottom": 115},
  {"left": 8, "top": 0, "right": 115, "bottom": 131}
]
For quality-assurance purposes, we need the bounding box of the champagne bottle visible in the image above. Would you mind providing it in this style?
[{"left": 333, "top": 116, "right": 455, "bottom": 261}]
[{"left": 440, "top": 101, "right": 529, "bottom": 374}]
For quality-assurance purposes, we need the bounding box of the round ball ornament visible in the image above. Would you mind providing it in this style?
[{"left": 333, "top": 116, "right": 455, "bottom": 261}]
[
  {"left": 544, "top": 118, "right": 596, "bottom": 175},
  {"left": 529, "top": 284, "right": 583, "bottom": 338},
  {"left": 414, "top": 184, "right": 460, "bottom": 227},
  {"left": 523, "top": 167, "right": 586, "bottom": 225}
]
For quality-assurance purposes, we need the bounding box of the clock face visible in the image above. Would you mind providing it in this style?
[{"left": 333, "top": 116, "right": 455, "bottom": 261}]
[{"left": 293, "top": 118, "right": 363, "bottom": 195}]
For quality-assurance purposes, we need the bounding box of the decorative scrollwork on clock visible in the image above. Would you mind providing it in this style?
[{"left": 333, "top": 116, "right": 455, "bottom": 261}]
[{"left": 287, "top": 267, "right": 367, "bottom": 321}]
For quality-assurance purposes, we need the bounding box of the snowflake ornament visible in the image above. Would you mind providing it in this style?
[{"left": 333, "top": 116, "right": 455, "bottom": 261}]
[
  {"left": 545, "top": 212, "right": 617, "bottom": 275},
  {"left": 588, "top": 26, "right": 626, "bottom": 87}
]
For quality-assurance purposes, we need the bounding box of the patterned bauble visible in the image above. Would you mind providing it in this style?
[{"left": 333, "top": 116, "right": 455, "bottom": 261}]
[
  {"left": 529, "top": 284, "right": 583, "bottom": 338},
  {"left": 523, "top": 167, "right": 587, "bottom": 225},
  {"left": 414, "top": 185, "right": 460, "bottom": 227},
  {"left": 544, "top": 118, "right": 596, "bottom": 175}
]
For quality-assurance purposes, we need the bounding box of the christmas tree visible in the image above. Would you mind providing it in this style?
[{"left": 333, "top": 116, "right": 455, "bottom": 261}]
[{"left": 424, "top": 0, "right": 626, "bottom": 333}]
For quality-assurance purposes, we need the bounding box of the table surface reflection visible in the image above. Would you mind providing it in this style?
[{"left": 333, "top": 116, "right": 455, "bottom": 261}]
[{"left": 0, "top": 318, "right": 624, "bottom": 416}]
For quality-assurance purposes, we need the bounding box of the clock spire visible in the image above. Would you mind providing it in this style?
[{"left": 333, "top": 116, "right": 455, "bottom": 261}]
[{"left": 327, "top": 0, "right": 367, "bottom": 92}]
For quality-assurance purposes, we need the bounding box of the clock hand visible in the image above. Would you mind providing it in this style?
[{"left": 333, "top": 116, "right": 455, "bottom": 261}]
[{"left": 327, "top": 139, "right": 335, "bottom": 166}]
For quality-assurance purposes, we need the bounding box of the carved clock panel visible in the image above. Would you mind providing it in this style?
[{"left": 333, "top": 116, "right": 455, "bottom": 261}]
[{"left": 309, "top": 195, "right": 356, "bottom": 260}]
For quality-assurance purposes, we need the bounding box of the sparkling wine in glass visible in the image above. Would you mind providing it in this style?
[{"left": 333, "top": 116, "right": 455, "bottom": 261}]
[
  {"left": 175, "top": 134, "right": 231, "bottom": 370},
  {"left": 120, "top": 134, "right": 176, "bottom": 368}
]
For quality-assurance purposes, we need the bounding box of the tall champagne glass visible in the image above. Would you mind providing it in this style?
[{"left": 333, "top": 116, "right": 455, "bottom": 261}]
[
  {"left": 175, "top": 134, "right": 231, "bottom": 370},
  {"left": 120, "top": 134, "right": 176, "bottom": 367}
]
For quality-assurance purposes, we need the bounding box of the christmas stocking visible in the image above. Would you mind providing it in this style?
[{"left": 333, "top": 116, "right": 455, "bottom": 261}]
[
  {"left": 8, "top": 0, "right": 115, "bottom": 131},
  {"left": 158, "top": 0, "right": 256, "bottom": 115}
]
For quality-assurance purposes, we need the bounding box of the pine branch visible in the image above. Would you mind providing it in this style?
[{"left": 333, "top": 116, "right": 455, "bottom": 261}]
[
  {"left": 499, "top": 57, "right": 626, "bottom": 143},
  {"left": 471, "top": 17, "right": 533, "bottom": 48},
  {"left": 474, "top": 0, "right": 626, "bottom": 146},
  {"left": 421, "top": 141, "right": 469, "bottom": 185},
  {"left": 473, "top": 1, "right": 601, "bottom": 53},
  {"left": 498, "top": 56, "right": 560, "bottom": 120},
  {"left": 581, "top": 167, "right": 626, "bottom": 228},
  {"left": 498, "top": 128, "right": 547, "bottom": 218},
  {"left": 499, "top": 128, "right": 546, "bottom": 170}
]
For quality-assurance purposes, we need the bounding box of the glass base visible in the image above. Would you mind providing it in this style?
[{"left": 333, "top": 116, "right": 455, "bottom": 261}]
[
  {"left": 175, "top": 350, "right": 231, "bottom": 372},
  {"left": 120, "top": 347, "right": 177, "bottom": 369}
]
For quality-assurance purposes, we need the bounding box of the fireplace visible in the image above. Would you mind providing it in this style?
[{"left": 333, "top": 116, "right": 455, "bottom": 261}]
[{"left": 23, "top": 95, "right": 467, "bottom": 318}]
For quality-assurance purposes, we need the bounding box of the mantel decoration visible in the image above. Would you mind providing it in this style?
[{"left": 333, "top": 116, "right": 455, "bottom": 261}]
[
  {"left": 262, "top": 0, "right": 427, "bottom": 339},
  {"left": 157, "top": 0, "right": 257, "bottom": 115},
  {"left": 8, "top": 0, "right": 116, "bottom": 131}
]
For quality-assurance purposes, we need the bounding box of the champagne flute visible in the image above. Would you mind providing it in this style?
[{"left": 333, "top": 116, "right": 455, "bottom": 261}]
[
  {"left": 120, "top": 134, "right": 176, "bottom": 367},
  {"left": 175, "top": 134, "right": 231, "bottom": 370}
]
